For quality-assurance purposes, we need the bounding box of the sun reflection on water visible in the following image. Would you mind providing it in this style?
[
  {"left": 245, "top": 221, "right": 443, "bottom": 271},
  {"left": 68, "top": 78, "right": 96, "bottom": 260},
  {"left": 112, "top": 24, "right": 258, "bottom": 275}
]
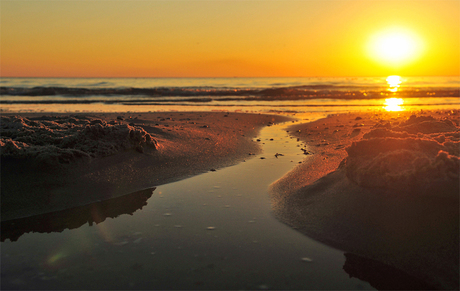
[
  {"left": 384, "top": 76, "right": 405, "bottom": 111},
  {"left": 386, "top": 75, "right": 402, "bottom": 92}
]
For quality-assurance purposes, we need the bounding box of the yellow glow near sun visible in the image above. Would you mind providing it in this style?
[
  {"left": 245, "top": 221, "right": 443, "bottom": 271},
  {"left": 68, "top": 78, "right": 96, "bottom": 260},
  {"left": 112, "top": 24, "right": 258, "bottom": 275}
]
[{"left": 368, "top": 28, "right": 424, "bottom": 67}]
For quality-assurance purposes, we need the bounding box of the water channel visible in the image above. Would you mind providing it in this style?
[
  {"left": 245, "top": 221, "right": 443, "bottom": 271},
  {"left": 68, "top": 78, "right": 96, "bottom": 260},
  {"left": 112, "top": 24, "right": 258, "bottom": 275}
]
[{"left": 1, "top": 121, "right": 374, "bottom": 290}]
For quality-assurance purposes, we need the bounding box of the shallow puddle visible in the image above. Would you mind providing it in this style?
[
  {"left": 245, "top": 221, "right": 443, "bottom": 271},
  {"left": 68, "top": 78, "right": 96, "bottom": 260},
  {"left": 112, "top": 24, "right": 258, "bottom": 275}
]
[{"left": 1, "top": 121, "right": 375, "bottom": 290}]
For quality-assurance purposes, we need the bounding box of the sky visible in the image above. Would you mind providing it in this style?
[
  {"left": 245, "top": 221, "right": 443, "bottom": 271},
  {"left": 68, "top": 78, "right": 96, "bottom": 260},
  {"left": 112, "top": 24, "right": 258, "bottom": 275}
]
[{"left": 1, "top": 0, "right": 459, "bottom": 78}]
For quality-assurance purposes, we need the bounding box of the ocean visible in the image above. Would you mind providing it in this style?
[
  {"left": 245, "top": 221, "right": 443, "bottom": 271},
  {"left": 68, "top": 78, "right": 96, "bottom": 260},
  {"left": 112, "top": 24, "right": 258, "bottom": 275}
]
[{"left": 1, "top": 76, "right": 458, "bottom": 114}]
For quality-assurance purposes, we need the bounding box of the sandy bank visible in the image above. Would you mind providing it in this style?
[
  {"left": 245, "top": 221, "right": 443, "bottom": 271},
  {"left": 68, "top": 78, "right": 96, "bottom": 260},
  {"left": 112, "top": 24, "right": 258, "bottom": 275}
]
[
  {"left": 270, "top": 109, "right": 459, "bottom": 290},
  {"left": 1, "top": 112, "right": 290, "bottom": 221}
]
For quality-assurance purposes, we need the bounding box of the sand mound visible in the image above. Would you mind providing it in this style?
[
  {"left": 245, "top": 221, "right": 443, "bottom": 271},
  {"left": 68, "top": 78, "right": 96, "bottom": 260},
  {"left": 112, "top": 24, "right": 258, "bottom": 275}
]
[
  {"left": 344, "top": 114, "right": 459, "bottom": 196},
  {"left": 1, "top": 115, "right": 158, "bottom": 165},
  {"left": 271, "top": 111, "right": 459, "bottom": 289}
]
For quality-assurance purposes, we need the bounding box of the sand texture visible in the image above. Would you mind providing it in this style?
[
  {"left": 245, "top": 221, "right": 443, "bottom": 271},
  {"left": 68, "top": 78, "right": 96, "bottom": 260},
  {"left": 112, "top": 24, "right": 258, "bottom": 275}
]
[
  {"left": 271, "top": 109, "right": 459, "bottom": 290},
  {"left": 1, "top": 112, "right": 290, "bottom": 221}
]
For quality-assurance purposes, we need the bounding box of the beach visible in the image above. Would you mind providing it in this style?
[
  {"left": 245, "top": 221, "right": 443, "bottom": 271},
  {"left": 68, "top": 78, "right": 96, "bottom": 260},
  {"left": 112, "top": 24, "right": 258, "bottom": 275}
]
[
  {"left": 2, "top": 109, "right": 459, "bottom": 289},
  {"left": 2, "top": 0, "right": 460, "bottom": 287},
  {"left": 1, "top": 77, "right": 459, "bottom": 290}
]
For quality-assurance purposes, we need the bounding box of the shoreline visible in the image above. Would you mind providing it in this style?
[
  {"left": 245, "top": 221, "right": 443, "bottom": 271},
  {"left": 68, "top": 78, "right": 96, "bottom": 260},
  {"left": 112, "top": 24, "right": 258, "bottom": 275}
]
[
  {"left": 1, "top": 112, "right": 291, "bottom": 221},
  {"left": 270, "top": 109, "right": 459, "bottom": 289}
]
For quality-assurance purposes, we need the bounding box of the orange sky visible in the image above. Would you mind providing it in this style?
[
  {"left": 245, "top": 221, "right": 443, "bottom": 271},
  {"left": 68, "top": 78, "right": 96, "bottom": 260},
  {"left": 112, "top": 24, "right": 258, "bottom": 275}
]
[{"left": 1, "top": 0, "right": 459, "bottom": 77}]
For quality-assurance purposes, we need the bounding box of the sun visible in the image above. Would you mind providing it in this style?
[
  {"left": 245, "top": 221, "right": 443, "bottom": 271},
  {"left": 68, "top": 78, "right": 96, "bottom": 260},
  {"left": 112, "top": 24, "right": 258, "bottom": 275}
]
[
  {"left": 375, "top": 33, "right": 415, "bottom": 62},
  {"left": 367, "top": 27, "right": 424, "bottom": 67}
]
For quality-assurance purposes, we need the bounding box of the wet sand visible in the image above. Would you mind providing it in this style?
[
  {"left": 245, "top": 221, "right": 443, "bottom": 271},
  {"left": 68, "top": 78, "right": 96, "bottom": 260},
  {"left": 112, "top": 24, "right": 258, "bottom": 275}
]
[
  {"left": 1, "top": 112, "right": 291, "bottom": 221},
  {"left": 270, "top": 109, "right": 459, "bottom": 290}
]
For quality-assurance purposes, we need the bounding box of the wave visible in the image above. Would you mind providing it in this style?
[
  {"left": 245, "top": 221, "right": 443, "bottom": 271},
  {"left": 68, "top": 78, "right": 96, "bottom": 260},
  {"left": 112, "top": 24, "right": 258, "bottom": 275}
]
[
  {"left": 82, "top": 81, "right": 113, "bottom": 87},
  {"left": 1, "top": 85, "right": 459, "bottom": 100}
]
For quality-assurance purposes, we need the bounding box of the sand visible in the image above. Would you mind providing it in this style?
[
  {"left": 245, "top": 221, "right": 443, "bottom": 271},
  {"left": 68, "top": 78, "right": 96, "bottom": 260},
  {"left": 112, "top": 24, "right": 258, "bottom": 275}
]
[
  {"left": 1, "top": 112, "right": 291, "bottom": 221},
  {"left": 270, "top": 109, "right": 459, "bottom": 290}
]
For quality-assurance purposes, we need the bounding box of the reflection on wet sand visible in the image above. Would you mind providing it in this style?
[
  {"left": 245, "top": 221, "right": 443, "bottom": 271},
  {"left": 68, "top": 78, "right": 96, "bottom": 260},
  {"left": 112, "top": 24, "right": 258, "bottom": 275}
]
[
  {"left": 1, "top": 187, "right": 155, "bottom": 242},
  {"left": 343, "top": 253, "right": 436, "bottom": 290},
  {"left": 384, "top": 97, "right": 404, "bottom": 111}
]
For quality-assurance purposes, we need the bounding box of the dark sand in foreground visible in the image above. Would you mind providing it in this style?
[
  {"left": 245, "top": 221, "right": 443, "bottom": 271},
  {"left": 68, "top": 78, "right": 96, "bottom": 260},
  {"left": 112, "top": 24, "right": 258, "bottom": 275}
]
[
  {"left": 1, "top": 112, "right": 290, "bottom": 221},
  {"left": 271, "top": 109, "right": 459, "bottom": 290}
]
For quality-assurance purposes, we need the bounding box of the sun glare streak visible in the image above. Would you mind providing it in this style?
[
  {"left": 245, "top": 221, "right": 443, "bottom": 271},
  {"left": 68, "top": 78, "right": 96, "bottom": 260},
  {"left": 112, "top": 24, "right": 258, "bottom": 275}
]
[
  {"left": 90, "top": 205, "right": 114, "bottom": 242},
  {"left": 384, "top": 98, "right": 405, "bottom": 111},
  {"left": 47, "top": 251, "right": 67, "bottom": 265}
]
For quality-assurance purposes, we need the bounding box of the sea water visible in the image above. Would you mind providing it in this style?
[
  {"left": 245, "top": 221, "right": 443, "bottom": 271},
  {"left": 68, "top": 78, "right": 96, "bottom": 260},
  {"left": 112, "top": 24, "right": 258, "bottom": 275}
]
[{"left": 1, "top": 76, "right": 458, "bottom": 114}]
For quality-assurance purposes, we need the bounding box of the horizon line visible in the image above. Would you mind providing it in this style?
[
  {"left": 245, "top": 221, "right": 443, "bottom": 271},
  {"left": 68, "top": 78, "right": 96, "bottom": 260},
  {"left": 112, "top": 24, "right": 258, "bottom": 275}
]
[{"left": 2, "top": 74, "right": 459, "bottom": 79}]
